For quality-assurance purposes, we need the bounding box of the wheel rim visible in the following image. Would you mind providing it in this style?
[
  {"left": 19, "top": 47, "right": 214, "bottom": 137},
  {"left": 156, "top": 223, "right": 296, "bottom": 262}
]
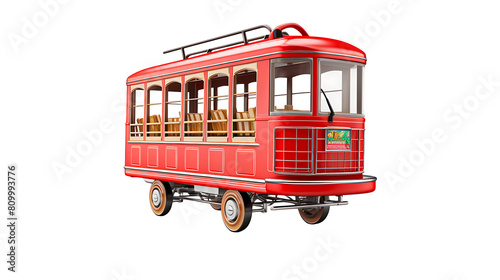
[
  {"left": 225, "top": 199, "right": 239, "bottom": 222},
  {"left": 221, "top": 190, "right": 252, "bottom": 232},
  {"left": 302, "top": 207, "right": 320, "bottom": 218},
  {"left": 149, "top": 181, "right": 173, "bottom": 216},
  {"left": 298, "top": 197, "right": 330, "bottom": 224},
  {"left": 152, "top": 189, "right": 161, "bottom": 208},
  {"left": 211, "top": 204, "right": 221, "bottom": 210}
]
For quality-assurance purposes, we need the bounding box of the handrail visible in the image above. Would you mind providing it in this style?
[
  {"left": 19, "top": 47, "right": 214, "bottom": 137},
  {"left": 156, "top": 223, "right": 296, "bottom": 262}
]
[
  {"left": 270, "top": 23, "right": 309, "bottom": 39},
  {"left": 163, "top": 25, "right": 272, "bottom": 60}
]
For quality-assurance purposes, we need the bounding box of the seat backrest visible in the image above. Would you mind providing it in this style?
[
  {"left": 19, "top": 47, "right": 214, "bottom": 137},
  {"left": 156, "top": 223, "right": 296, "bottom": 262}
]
[
  {"left": 187, "top": 113, "right": 194, "bottom": 132},
  {"left": 167, "top": 118, "right": 172, "bottom": 133},
  {"left": 137, "top": 118, "right": 144, "bottom": 132},
  {"left": 167, "top": 117, "right": 181, "bottom": 135},
  {"left": 235, "top": 112, "right": 243, "bottom": 133},
  {"left": 173, "top": 118, "right": 180, "bottom": 131},
  {"left": 220, "top": 109, "right": 227, "bottom": 120},
  {"left": 194, "top": 113, "right": 203, "bottom": 132},
  {"left": 217, "top": 109, "right": 228, "bottom": 130},
  {"left": 242, "top": 111, "right": 250, "bottom": 135},
  {"left": 210, "top": 110, "right": 220, "bottom": 131},
  {"left": 248, "top": 107, "right": 256, "bottom": 131},
  {"left": 156, "top": 115, "right": 162, "bottom": 136}
]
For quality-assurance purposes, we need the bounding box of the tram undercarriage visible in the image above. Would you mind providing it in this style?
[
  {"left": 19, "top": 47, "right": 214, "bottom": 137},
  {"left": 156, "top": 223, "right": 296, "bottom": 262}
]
[{"left": 148, "top": 180, "right": 349, "bottom": 232}]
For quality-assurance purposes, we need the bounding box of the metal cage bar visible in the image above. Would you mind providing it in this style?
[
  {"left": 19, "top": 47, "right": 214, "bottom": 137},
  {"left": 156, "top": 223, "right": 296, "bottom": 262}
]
[{"left": 163, "top": 25, "right": 272, "bottom": 59}]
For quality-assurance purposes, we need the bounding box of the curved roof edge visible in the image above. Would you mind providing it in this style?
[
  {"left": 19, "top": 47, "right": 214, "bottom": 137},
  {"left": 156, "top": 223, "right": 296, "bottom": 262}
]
[{"left": 127, "top": 36, "right": 366, "bottom": 84}]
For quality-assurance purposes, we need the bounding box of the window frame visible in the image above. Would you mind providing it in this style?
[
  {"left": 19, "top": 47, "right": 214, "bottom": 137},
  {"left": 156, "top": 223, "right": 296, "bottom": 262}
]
[
  {"left": 207, "top": 68, "right": 230, "bottom": 142},
  {"left": 317, "top": 58, "right": 365, "bottom": 117},
  {"left": 164, "top": 77, "right": 183, "bottom": 141},
  {"left": 183, "top": 73, "right": 205, "bottom": 142},
  {"left": 270, "top": 57, "right": 313, "bottom": 116},
  {"left": 232, "top": 63, "right": 257, "bottom": 142},
  {"left": 145, "top": 82, "right": 163, "bottom": 141},
  {"left": 130, "top": 86, "right": 145, "bottom": 141}
]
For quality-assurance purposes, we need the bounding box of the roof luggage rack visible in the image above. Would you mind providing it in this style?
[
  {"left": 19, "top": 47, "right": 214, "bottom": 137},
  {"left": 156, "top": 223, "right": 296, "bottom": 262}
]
[{"left": 163, "top": 25, "right": 272, "bottom": 60}]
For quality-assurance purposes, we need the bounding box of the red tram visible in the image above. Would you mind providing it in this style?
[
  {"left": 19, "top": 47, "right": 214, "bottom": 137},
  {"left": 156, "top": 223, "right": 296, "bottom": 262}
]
[{"left": 124, "top": 23, "right": 376, "bottom": 232}]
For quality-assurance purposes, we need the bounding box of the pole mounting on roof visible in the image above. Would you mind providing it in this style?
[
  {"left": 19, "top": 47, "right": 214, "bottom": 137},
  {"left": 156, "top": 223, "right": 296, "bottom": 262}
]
[{"left": 163, "top": 25, "right": 272, "bottom": 60}]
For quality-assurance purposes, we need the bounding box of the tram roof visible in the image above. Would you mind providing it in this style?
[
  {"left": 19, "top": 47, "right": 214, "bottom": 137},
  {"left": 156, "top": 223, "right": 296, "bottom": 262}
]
[{"left": 127, "top": 36, "right": 366, "bottom": 84}]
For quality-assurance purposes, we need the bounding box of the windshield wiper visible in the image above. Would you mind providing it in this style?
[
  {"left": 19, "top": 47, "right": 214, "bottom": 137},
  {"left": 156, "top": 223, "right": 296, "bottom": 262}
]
[{"left": 321, "top": 89, "right": 335, "bottom": 123}]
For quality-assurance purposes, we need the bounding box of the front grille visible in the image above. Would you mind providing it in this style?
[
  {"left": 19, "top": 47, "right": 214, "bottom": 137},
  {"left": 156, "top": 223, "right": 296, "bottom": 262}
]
[
  {"left": 274, "top": 127, "right": 314, "bottom": 174},
  {"left": 274, "top": 127, "right": 364, "bottom": 175}
]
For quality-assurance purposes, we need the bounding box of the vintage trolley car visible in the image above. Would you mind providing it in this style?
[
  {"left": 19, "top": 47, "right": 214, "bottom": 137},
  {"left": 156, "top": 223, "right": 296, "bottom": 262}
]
[{"left": 124, "top": 23, "right": 376, "bottom": 232}]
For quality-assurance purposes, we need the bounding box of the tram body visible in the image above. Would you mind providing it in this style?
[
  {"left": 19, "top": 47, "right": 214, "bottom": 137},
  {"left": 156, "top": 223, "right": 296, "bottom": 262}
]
[{"left": 124, "top": 23, "right": 376, "bottom": 231}]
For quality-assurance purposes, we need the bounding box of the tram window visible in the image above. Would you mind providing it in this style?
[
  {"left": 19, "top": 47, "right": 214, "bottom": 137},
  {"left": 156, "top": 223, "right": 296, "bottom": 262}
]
[
  {"left": 271, "top": 59, "right": 312, "bottom": 114},
  {"left": 146, "top": 85, "right": 162, "bottom": 139},
  {"left": 233, "top": 69, "right": 257, "bottom": 140},
  {"left": 184, "top": 78, "right": 204, "bottom": 140},
  {"left": 130, "top": 88, "right": 144, "bottom": 139},
  {"left": 319, "top": 59, "right": 364, "bottom": 114},
  {"left": 208, "top": 74, "right": 229, "bottom": 140},
  {"left": 165, "top": 82, "right": 182, "bottom": 140}
]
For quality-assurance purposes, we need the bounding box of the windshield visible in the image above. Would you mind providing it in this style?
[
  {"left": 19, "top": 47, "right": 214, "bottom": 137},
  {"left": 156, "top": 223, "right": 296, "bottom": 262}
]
[
  {"left": 319, "top": 59, "right": 364, "bottom": 115},
  {"left": 270, "top": 58, "right": 312, "bottom": 115}
]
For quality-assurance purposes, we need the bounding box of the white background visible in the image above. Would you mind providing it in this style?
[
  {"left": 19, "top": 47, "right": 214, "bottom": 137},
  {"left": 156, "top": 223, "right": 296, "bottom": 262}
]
[{"left": 1, "top": 0, "right": 499, "bottom": 279}]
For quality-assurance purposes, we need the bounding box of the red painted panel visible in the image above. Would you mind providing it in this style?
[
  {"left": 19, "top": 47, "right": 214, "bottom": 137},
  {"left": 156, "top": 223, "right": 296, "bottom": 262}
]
[
  {"left": 209, "top": 148, "right": 224, "bottom": 173},
  {"left": 131, "top": 145, "right": 141, "bottom": 166},
  {"left": 147, "top": 146, "right": 158, "bottom": 167},
  {"left": 165, "top": 147, "right": 177, "bottom": 169},
  {"left": 185, "top": 148, "right": 199, "bottom": 171},
  {"left": 236, "top": 149, "right": 255, "bottom": 176}
]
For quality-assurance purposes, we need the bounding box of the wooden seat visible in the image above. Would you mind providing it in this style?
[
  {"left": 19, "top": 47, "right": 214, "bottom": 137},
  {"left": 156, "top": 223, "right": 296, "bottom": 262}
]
[
  {"left": 235, "top": 112, "right": 244, "bottom": 135},
  {"left": 137, "top": 118, "right": 144, "bottom": 136},
  {"left": 210, "top": 109, "right": 228, "bottom": 136},
  {"left": 166, "top": 117, "right": 180, "bottom": 136},
  {"left": 186, "top": 113, "right": 194, "bottom": 135},
  {"left": 275, "top": 105, "right": 293, "bottom": 111},
  {"left": 248, "top": 107, "right": 256, "bottom": 132},
  {"left": 148, "top": 115, "right": 161, "bottom": 136},
  {"left": 130, "top": 117, "right": 144, "bottom": 138},
  {"left": 156, "top": 115, "right": 162, "bottom": 136},
  {"left": 234, "top": 107, "right": 256, "bottom": 136},
  {"left": 187, "top": 113, "right": 203, "bottom": 136}
]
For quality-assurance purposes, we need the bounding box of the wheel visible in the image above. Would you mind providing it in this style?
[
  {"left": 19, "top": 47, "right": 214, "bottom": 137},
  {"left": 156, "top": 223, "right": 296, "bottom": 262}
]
[
  {"left": 211, "top": 204, "right": 221, "bottom": 211},
  {"left": 221, "top": 190, "right": 252, "bottom": 232},
  {"left": 298, "top": 197, "right": 330, "bottom": 224},
  {"left": 149, "top": 180, "right": 173, "bottom": 216}
]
